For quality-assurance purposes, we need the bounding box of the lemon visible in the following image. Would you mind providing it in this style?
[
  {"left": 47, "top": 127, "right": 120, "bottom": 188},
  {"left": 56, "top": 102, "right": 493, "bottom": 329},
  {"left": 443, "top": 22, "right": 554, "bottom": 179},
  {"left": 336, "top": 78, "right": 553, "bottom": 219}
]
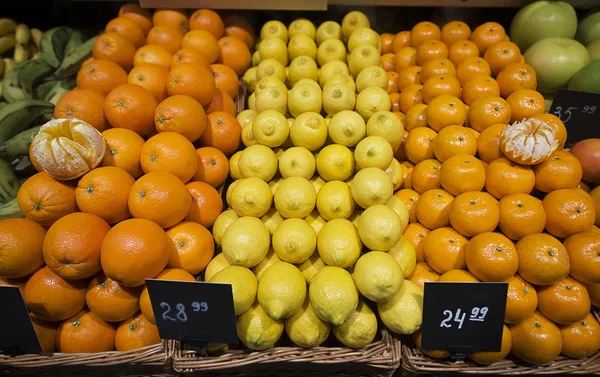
[
  {"left": 212, "top": 209, "right": 239, "bottom": 246},
  {"left": 273, "top": 147, "right": 285, "bottom": 159},
  {"left": 237, "top": 302, "right": 284, "bottom": 350},
  {"left": 324, "top": 73, "right": 357, "bottom": 93},
  {"left": 290, "top": 112, "right": 328, "bottom": 151},
  {"left": 255, "top": 77, "right": 288, "bottom": 95},
  {"left": 377, "top": 280, "right": 423, "bottom": 335},
  {"left": 316, "top": 21, "right": 342, "bottom": 46},
  {"left": 237, "top": 109, "right": 257, "bottom": 127},
  {"left": 309, "top": 266, "right": 359, "bottom": 325},
  {"left": 341, "top": 11, "right": 370, "bottom": 41},
  {"left": 317, "top": 39, "right": 347, "bottom": 67},
  {"left": 316, "top": 144, "right": 355, "bottom": 181},
  {"left": 304, "top": 209, "right": 326, "bottom": 234},
  {"left": 348, "top": 209, "right": 361, "bottom": 227},
  {"left": 288, "top": 35, "right": 317, "bottom": 61},
  {"left": 204, "top": 253, "right": 231, "bottom": 282},
  {"left": 273, "top": 218, "right": 317, "bottom": 264},
  {"left": 242, "top": 122, "right": 257, "bottom": 147},
  {"left": 347, "top": 27, "right": 380, "bottom": 53},
  {"left": 251, "top": 110, "right": 289, "bottom": 147},
  {"left": 229, "top": 177, "right": 272, "bottom": 218},
  {"left": 256, "top": 58, "right": 287, "bottom": 82},
  {"left": 210, "top": 266, "right": 258, "bottom": 315},
  {"left": 295, "top": 78, "right": 321, "bottom": 90},
  {"left": 327, "top": 110, "right": 365, "bottom": 147},
  {"left": 357, "top": 204, "right": 402, "bottom": 251},
  {"left": 385, "top": 159, "right": 404, "bottom": 191},
  {"left": 366, "top": 110, "right": 404, "bottom": 149},
  {"left": 355, "top": 66, "right": 388, "bottom": 93},
  {"left": 248, "top": 92, "right": 256, "bottom": 110},
  {"left": 286, "top": 298, "right": 330, "bottom": 348},
  {"left": 288, "top": 82, "right": 322, "bottom": 118},
  {"left": 288, "top": 56, "right": 319, "bottom": 87},
  {"left": 225, "top": 179, "right": 239, "bottom": 208},
  {"left": 388, "top": 236, "right": 417, "bottom": 278},
  {"left": 332, "top": 300, "right": 378, "bottom": 348},
  {"left": 386, "top": 195, "right": 409, "bottom": 228},
  {"left": 269, "top": 177, "right": 282, "bottom": 196},
  {"left": 316, "top": 180, "right": 355, "bottom": 220},
  {"left": 289, "top": 19, "right": 316, "bottom": 40},
  {"left": 351, "top": 167, "right": 394, "bottom": 208},
  {"left": 259, "top": 37, "right": 288, "bottom": 66},
  {"left": 348, "top": 46, "right": 380, "bottom": 78},
  {"left": 242, "top": 67, "right": 258, "bottom": 93},
  {"left": 252, "top": 247, "right": 281, "bottom": 280},
  {"left": 279, "top": 147, "right": 316, "bottom": 179},
  {"left": 309, "top": 175, "right": 327, "bottom": 194},
  {"left": 258, "top": 262, "right": 306, "bottom": 320},
  {"left": 229, "top": 152, "right": 243, "bottom": 180},
  {"left": 319, "top": 60, "right": 350, "bottom": 87},
  {"left": 252, "top": 50, "right": 261, "bottom": 67},
  {"left": 238, "top": 144, "right": 278, "bottom": 181},
  {"left": 261, "top": 20, "right": 288, "bottom": 43},
  {"left": 222, "top": 216, "right": 270, "bottom": 268},
  {"left": 355, "top": 86, "right": 392, "bottom": 121},
  {"left": 261, "top": 207, "right": 284, "bottom": 235},
  {"left": 353, "top": 251, "right": 403, "bottom": 302},
  {"left": 354, "top": 136, "right": 394, "bottom": 170},
  {"left": 274, "top": 177, "right": 316, "bottom": 219},
  {"left": 317, "top": 218, "right": 362, "bottom": 268},
  {"left": 255, "top": 86, "right": 288, "bottom": 115},
  {"left": 322, "top": 83, "right": 356, "bottom": 117},
  {"left": 297, "top": 251, "right": 326, "bottom": 283}
]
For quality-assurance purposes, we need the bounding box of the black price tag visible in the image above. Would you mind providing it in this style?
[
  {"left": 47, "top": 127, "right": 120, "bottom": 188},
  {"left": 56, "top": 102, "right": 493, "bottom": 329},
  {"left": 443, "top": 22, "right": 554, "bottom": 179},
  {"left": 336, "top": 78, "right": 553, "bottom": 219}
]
[
  {"left": 0, "top": 286, "right": 42, "bottom": 354},
  {"left": 549, "top": 89, "right": 600, "bottom": 144},
  {"left": 421, "top": 282, "right": 508, "bottom": 355},
  {"left": 145, "top": 279, "right": 238, "bottom": 347}
]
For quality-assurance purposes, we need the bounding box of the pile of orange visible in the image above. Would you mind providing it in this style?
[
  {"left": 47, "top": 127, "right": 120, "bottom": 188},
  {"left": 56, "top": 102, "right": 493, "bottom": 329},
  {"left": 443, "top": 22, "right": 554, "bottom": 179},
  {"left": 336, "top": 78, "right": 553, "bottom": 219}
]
[
  {"left": 0, "top": 3, "right": 254, "bottom": 354},
  {"left": 382, "top": 21, "right": 600, "bottom": 364}
]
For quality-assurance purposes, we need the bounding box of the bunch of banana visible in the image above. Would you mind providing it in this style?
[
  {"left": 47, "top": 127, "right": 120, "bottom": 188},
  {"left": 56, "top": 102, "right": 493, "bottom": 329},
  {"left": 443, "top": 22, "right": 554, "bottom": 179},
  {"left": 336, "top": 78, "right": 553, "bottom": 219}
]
[{"left": 0, "top": 18, "right": 43, "bottom": 77}]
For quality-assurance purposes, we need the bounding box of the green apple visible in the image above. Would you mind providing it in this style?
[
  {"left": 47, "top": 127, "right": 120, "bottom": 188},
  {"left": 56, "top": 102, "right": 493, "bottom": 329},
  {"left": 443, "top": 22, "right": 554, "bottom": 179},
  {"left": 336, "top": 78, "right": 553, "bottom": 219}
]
[
  {"left": 524, "top": 37, "right": 591, "bottom": 94},
  {"left": 510, "top": 1, "right": 577, "bottom": 52},
  {"left": 568, "top": 60, "right": 600, "bottom": 93},
  {"left": 577, "top": 9, "right": 600, "bottom": 46},
  {"left": 588, "top": 40, "right": 600, "bottom": 61}
]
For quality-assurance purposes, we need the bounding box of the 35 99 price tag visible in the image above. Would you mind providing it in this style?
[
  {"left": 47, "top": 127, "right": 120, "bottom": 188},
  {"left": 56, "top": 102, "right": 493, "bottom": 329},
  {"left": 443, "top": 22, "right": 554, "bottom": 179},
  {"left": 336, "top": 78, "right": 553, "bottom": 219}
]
[{"left": 549, "top": 89, "right": 600, "bottom": 144}]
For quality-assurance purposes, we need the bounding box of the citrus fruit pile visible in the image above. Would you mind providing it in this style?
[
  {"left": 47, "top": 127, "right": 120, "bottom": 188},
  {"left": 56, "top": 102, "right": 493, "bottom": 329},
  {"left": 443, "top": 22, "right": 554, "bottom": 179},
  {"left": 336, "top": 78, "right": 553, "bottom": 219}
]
[{"left": 382, "top": 21, "right": 600, "bottom": 364}]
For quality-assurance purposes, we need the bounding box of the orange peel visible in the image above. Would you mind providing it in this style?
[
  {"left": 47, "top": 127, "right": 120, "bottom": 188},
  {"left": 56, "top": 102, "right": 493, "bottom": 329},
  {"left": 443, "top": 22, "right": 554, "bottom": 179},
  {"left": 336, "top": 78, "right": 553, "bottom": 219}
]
[{"left": 499, "top": 117, "right": 559, "bottom": 166}]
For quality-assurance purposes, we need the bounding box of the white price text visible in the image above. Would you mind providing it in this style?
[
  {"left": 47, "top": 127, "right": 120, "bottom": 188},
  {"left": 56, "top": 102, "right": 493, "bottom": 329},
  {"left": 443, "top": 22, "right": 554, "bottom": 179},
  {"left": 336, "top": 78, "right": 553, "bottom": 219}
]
[{"left": 160, "top": 301, "right": 208, "bottom": 322}]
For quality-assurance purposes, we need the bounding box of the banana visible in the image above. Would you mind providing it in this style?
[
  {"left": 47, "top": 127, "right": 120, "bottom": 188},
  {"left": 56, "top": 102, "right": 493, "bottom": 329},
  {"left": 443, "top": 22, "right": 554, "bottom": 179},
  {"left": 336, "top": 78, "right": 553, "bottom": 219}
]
[
  {"left": 52, "top": 35, "right": 97, "bottom": 80},
  {"left": 0, "top": 126, "right": 40, "bottom": 157},
  {"left": 40, "top": 27, "right": 72, "bottom": 68},
  {"left": 17, "top": 58, "right": 53, "bottom": 98},
  {"left": 15, "top": 24, "right": 29, "bottom": 44},
  {"left": 13, "top": 43, "right": 29, "bottom": 63},
  {"left": 0, "top": 102, "right": 6, "bottom": 110},
  {"left": 0, "top": 158, "right": 19, "bottom": 203},
  {"left": 64, "top": 29, "right": 84, "bottom": 57},
  {"left": 0, "top": 34, "right": 16, "bottom": 55},
  {"left": 1, "top": 64, "right": 25, "bottom": 103},
  {"left": 0, "top": 19, "right": 17, "bottom": 37},
  {"left": 0, "top": 59, "right": 4, "bottom": 79},
  {"left": 3, "top": 58, "right": 15, "bottom": 74},
  {"left": 30, "top": 28, "right": 42, "bottom": 49},
  {"left": 0, "top": 99, "right": 54, "bottom": 144},
  {"left": 44, "top": 77, "right": 76, "bottom": 104},
  {"left": 0, "top": 199, "right": 24, "bottom": 220},
  {"left": 35, "top": 79, "right": 56, "bottom": 100}
]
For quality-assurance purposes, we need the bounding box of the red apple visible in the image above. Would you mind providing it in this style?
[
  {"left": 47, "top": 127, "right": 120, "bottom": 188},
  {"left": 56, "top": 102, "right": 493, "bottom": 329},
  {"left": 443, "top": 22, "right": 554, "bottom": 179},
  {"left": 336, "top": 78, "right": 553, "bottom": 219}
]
[{"left": 570, "top": 138, "right": 600, "bottom": 184}]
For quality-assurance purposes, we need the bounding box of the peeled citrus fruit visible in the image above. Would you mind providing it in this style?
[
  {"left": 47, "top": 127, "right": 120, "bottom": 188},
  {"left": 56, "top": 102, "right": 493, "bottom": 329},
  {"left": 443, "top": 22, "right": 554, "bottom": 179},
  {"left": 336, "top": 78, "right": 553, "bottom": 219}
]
[
  {"left": 499, "top": 118, "right": 559, "bottom": 166},
  {"left": 31, "top": 118, "right": 106, "bottom": 180}
]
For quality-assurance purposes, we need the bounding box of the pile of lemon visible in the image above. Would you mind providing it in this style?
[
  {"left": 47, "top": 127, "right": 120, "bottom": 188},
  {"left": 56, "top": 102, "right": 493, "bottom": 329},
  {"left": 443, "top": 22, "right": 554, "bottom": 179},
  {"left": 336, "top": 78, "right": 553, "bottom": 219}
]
[{"left": 206, "top": 11, "right": 421, "bottom": 351}]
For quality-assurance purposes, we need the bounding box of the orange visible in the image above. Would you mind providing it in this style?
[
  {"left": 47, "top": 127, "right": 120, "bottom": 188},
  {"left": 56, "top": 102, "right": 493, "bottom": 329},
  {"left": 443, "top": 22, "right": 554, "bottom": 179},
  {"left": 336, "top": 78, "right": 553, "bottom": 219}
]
[
  {"left": 403, "top": 223, "right": 430, "bottom": 262},
  {"left": 425, "top": 94, "right": 465, "bottom": 131},
  {"left": 105, "top": 84, "right": 158, "bottom": 137},
  {"left": 390, "top": 92, "right": 401, "bottom": 112},
  {"left": 396, "top": 66, "right": 422, "bottom": 92},
  {"left": 408, "top": 261, "right": 440, "bottom": 291},
  {"left": 462, "top": 76, "right": 500, "bottom": 106},
  {"left": 381, "top": 53, "right": 395, "bottom": 72},
  {"left": 420, "top": 58, "right": 456, "bottom": 84},
  {"left": 31, "top": 316, "right": 57, "bottom": 353},
  {"left": 56, "top": 309, "right": 116, "bottom": 353},
  {"left": 412, "top": 328, "right": 449, "bottom": 359},
  {"left": 449, "top": 191, "right": 499, "bottom": 237},
  {"left": 101, "top": 218, "right": 172, "bottom": 287},
  {"left": 532, "top": 113, "right": 567, "bottom": 149},
  {"left": 186, "top": 180, "right": 223, "bottom": 228},
  {"left": 211, "top": 63, "right": 240, "bottom": 99},
  {"left": 538, "top": 277, "right": 591, "bottom": 325},
  {"left": 497, "top": 62, "right": 537, "bottom": 98},
  {"left": 392, "top": 31, "right": 411, "bottom": 53},
  {"left": 166, "top": 221, "right": 214, "bottom": 274},
  {"left": 92, "top": 32, "right": 136, "bottom": 71},
  {"left": 456, "top": 56, "right": 491, "bottom": 88},
  {"left": 483, "top": 41, "right": 522, "bottom": 76},
  {"left": 509, "top": 311, "right": 562, "bottom": 364},
  {"left": 398, "top": 84, "right": 423, "bottom": 113},
  {"left": 403, "top": 103, "right": 427, "bottom": 131},
  {"left": 543, "top": 189, "right": 596, "bottom": 239},
  {"left": 380, "top": 33, "right": 395, "bottom": 54},
  {"left": 387, "top": 71, "right": 399, "bottom": 94},
  {"left": 470, "top": 22, "right": 506, "bottom": 55},
  {"left": 17, "top": 172, "right": 77, "bottom": 226},
  {"left": 404, "top": 126, "right": 437, "bottom": 164},
  {"left": 506, "top": 89, "right": 545, "bottom": 123},
  {"left": 411, "top": 22, "right": 441, "bottom": 48},
  {"left": 182, "top": 30, "right": 220, "bottom": 63},
  {"left": 448, "top": 40, "right": 479, "bottom": 67},
  {"left": 440, "top": 154, "right": 486, "bottom": 196},
  {"left": 498, "top": 193, "right": 546, "bottom": 241},
  {"left": 432, "top": 125, "right": 477, "bottom": 162},
  {"left": 422, "top": 227, "right": 468, "bottom": 273},
  {"left": 198, "top": 111, "right": 242, "bottom": 155},
  {"left": 394, "top": 189, "right": 420, "bottom": 224},
  {"left": 190, "top": 9, "right": 224, "bottom": 39},
  {"left": 411, "top": 159, "right": 442, "bottom": 194},
  {"left": 128, "top": 63, "right": 169, "bottom": 102},
  {"left": 560, "top": 313, "right": 600, "bottom": 358},
  {"left": 101, "top": 128, "right": 145, "bottom": 179},
  {"left": 587, "top": 282, "right": 600, "bottom": 307},
  {"left": 0, "top": 218, "right": 45, "bottom": 279},
  {"left": 415, "top": 188, "right": 454, "bottom": 230},
  {"left": 105, "top": 17, "right": 146, "bottom": 48},
  {"left": 23, "top": 266, "right": 87, "bottom": 321},
  {"left": 441, "top": 21, "right": 471, "bottom": 46},
  {"left": 154, "top": 95, "right": 207, "bottom": 142},
  {"left": 467, "top": 96, "right": 511, "bottom": 132},
  {"left": 193, "top": 147, "right": 229, "bottom": 187},
  {"left": 115, "top": 311, "right": 161, "bottom": 351},
  {"left": 505, "top": 275, "right": 538, "bottom": 324},
  {"left": 500, "top": 118, "right": 559, "bottom": 165},
  {"left": 422, "top": 75, "right": 461, "bottom": 104},
  {"left": 438, "top": 269, "right": 479, "bottom": 282},
  {"left": 466, "top": 232, "right": 518, "bottom": 282},
  {"left": 468, "top": 325, "right": 511, "bottom": 364},
  {"left": 516, "top": 233, "right": 570, "bottom": 286},
  {"left": 146, "top": 25, "right": 183, "bottom": 54},
  {"left": 400, "top": 161, "right": 414, "bottom": 189},
  {"left": 153, "top": 9, "right": 189, "bottom": 35},
  {"left": 485, "top": 157, "right": 535, "bottom": 199},
  {"left": 118, "top": 3, "right": 152, "bottom": 35},
  {"left": 416, "top": 40, "right": 448, "bottom": 66},
  {"left": 564, "top": 232, "right": 600, "bottom": 284},
  {"left": 139, "top": 268, "right": 195, "bottom": 324},
  {"left": 394, "top": 131, "right": 410, "bottom": 161},
  {"left": 534, "top": 151, "right": 582, "bottom": 193},
  {"left": 133, "top": 44, "right": 172, "bottom": 70},
  {"left": 167, "top": 63, "right": 216, "bottom": 106},
  {"left": 593, "top": 186, "right": 600, "bottom": 226},
  {"left": 54, "top": 89, "right": 108, "bottom": 132},
  {"left": 476, "top": 123, "right": 506, "bottom": 163},
  {"left": 394, "top": 47, "right": 417, "bottom": 71},
  {"left": 224, "top": 14, "right": 255, "bottom": 49},
  {"left": 86, "top": 273, "right": 142, "bottom": 322},
  {"left": 171, "top": 48, "right": 210, "bottom": 69},
  {"left": 76, "top": 59, "right": 128, "bottom": 96}
]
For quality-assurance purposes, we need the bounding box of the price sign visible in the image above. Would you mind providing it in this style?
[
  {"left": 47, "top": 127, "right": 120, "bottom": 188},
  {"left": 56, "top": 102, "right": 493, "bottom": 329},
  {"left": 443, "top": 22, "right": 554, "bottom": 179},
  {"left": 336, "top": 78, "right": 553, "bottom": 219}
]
[
  {"left": 145, "top": 279, "right": 238, "bottom": 347},
  {"left": 421, "top": 282, "right": 508, "bottom": 355},
  {"left": 0, "top": 286, "right": 42, "bottom": 354},
  {"left": 549, "top": 89, "right": 600, "bottom": 144}
]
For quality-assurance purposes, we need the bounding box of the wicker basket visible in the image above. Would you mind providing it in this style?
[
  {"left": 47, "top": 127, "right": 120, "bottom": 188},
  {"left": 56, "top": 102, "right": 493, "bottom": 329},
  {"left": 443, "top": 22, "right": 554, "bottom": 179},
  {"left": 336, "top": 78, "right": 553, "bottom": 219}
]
[{"left": 401, "top": 310, "right": 600, "bottom": 376}]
